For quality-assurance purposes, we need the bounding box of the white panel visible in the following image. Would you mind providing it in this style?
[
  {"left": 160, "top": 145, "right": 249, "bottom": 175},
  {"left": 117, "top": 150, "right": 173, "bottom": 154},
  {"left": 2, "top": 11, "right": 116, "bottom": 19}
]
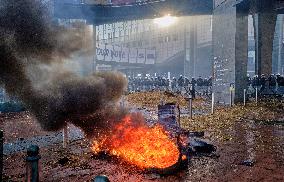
[
  {"left": 145, "top": 49, "right": 156, "bottom": 64},
  {"left": 137, "top": 48, "right": 146, "bottom": 64},
  {"left": 104, "top": 44, "right": 113, "bottom": 62},
  {"left": 121, "top": 47, "right": 129, "bottom": 63},
  {"left": 112, "top": 45, "right": 121, "bottom": 62},
  {"left": 96, "top": 43, "right": 105, "bottom": 61}
]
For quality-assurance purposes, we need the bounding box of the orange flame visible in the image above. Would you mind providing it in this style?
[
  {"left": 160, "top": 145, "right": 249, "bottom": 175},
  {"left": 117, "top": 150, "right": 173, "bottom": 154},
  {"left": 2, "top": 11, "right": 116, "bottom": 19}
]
[{"left": 91, "top": 113, "right": 180, "bottom": 169}]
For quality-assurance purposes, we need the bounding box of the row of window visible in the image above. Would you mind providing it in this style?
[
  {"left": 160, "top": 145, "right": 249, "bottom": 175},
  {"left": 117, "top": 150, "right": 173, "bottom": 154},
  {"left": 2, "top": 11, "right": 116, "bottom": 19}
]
[
  {"left": 98, "top": 32, "right": 181, "bottom": 46},
  {"left": 110, "top": 35, "right": 181, "bottom": 47},
  {"left": 157, "top": 34, "right": 179, "bottom": 43},
  {"left": 96, "top": 19, "right": 155, "bottom": 40}
]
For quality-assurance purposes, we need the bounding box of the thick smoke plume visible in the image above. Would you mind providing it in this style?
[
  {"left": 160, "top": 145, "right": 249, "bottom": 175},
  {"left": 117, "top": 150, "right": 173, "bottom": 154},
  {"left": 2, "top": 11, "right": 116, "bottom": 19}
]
[{"left": 0, "top": 0, "right": 127, "bottom": 135}]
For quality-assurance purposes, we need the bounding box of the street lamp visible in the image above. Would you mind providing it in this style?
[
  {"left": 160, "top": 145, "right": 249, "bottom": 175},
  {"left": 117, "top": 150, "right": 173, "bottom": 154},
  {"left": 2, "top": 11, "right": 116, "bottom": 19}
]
[{"left": 153, "top": 14, "right": 177, "bottom": 28}]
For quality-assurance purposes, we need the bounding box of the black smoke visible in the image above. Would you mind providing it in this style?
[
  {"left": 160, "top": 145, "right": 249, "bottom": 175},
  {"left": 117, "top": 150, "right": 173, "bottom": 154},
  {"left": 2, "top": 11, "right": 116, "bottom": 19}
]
[{"left": 0, "top": 0, "right": 127, "bottom": 134}]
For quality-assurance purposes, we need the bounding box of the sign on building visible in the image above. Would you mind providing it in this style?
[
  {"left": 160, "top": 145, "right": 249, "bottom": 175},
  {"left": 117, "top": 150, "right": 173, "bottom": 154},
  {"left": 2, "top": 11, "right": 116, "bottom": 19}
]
[{"left": 95, "top": 43, "right": 155, "bottom": 65}]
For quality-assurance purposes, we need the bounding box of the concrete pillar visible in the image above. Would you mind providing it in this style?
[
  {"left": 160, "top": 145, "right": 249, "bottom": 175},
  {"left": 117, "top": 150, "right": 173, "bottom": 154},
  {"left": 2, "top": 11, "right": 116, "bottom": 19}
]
[
  {"left": 253, "top": 1, "right": 277, "bottom": 76},
  {"left": 235, "top": 10, "right": 249, "bottom": 103},
  {"left": 274, "top": 15, "right": 284, "bottom": 75},
  {"left": 212, "top": 0, "right": 248, "bottom": 104},
  {"left": 93, "top": 24, "right": 97, "bottom": 73},
  {"left": 271, "top": 14, "right": 284, "bottom": 74},
  {"left": 277, "top": 15, "right": 283, "bottom": 74}
]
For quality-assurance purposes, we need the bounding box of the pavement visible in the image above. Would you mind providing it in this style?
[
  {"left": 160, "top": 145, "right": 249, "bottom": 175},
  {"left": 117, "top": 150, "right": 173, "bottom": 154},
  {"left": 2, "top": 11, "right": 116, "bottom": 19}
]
[{"left": 3, "top": 125, "right": 84, "bottom": 155}]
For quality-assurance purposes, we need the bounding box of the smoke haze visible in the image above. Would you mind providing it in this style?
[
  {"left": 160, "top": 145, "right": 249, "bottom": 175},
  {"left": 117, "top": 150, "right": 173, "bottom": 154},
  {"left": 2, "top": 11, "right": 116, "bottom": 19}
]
[{"left": 0, "top": 0, "right": 127, "bottom": 135}]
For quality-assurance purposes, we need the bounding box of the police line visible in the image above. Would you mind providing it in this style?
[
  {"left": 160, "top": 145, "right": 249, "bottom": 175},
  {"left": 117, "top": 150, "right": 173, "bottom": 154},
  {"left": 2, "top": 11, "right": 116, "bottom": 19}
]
[{"left": 96, "top": 43, "right": 156, "bottom": 64}]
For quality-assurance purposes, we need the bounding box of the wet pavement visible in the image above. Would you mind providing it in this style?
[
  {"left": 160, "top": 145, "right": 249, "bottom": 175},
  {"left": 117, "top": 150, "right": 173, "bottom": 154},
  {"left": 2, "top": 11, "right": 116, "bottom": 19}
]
[
  {"left": 186, "top": 121, "right": 284, "bottom": 181},
  {"left": 2, "top": 104, "right": 284, "bottom": 181},
  {"left": 39, "top": 120, "right": 284, "bottom": 181},
  {"left": 3, "top": 125, "right": 84, "bottom": 155}
]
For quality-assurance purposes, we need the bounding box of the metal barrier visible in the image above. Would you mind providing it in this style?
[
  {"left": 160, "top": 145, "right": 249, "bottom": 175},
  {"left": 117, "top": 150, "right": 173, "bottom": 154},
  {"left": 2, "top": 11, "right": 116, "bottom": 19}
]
[
  {"left": 0, "top": 130, "right": 3, "bottom": 182},
  {"left": 26, "top": 145, "right": 41, "bottom": 182},
  {"left": 93, "top": 175, "right": 110, "bottom": 182}
]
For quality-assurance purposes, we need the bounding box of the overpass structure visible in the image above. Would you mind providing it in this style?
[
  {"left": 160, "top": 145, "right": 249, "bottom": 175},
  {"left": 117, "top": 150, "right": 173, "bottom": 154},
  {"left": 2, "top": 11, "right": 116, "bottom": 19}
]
[
  {"left": 213, "top": 0, "right": 284, "bottom": 103},
  {"left": 54, "top": 0, "right": 213, "bottom": 25},
  {"left": 54, "top": 0, "right": 284, "bottom": 104}
]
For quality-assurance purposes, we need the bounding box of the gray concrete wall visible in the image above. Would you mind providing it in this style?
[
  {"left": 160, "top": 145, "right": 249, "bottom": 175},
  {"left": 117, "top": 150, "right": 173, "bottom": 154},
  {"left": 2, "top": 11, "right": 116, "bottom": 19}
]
[
  {"left": 213, "top": 0, "right": 236, "bottom": 104},
  {"left": 195, "top": 46, "right": 213, "bottom": 78},
  {"left": 212, "top": 0, "right": 248, "bottom": 104}
]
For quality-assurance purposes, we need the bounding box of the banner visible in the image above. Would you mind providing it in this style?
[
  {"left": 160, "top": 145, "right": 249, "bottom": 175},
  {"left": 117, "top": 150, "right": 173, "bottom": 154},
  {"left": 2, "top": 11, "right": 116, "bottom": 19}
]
[
  {"left": 112, "top": 45, "right": 121, "bottom": 62},
  {"left": 95, "top": 43, "right": 155, "bottom": 64},
  {"left": 129, "top": 48, "right": 137, "bottom": 63},
  {"left": 145, "top": 49, "right": 155, "bottom": 64},
  {"left": 104, "top": 44, "right": 113, "bottom": 62},
  {"left": 96, "top": 43, "right": 105, "bottom": 61},
  {"left": 137, "top": 48, "right": 146, "bottom": 64},
  {"left": 120, "top": 47, "right": 129, "bottom": 63}
]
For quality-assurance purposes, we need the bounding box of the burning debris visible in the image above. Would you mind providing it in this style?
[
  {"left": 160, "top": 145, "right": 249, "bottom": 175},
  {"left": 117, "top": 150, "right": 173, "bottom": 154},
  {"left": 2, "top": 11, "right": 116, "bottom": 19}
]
[
  {"left": 91, "top": 113, "right": 187, "bottom": 172},
  {"left": 88, "top": 111, "right": 218, "bottom": 174}
]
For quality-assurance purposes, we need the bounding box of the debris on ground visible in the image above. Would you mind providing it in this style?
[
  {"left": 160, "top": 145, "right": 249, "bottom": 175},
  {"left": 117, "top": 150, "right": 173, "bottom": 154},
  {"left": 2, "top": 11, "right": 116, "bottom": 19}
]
[
  {"left": 1, "top": 93, "right": 284, "bottom": 181},
  {"left": 239, "top": 160, "right": 255, "bottom": 167}
]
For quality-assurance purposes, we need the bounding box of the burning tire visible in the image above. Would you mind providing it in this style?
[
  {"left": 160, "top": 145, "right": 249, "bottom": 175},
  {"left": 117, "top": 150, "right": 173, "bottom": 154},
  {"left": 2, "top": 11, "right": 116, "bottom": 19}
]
[{"left": 146, "top": 153, "right": 188, "bottom": 175}]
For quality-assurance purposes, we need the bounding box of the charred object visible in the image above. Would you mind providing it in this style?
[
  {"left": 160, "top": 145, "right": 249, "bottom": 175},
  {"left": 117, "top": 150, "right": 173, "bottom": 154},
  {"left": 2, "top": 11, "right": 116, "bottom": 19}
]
[{"left": 92, "top": 143, "right": 189, "bottom": 176}]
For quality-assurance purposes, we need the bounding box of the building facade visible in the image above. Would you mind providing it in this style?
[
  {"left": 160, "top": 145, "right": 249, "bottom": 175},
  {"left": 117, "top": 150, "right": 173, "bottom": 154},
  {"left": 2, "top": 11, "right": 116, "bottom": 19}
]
[{"left": 95, "top": 16, "right": 213, "bottom": 77}]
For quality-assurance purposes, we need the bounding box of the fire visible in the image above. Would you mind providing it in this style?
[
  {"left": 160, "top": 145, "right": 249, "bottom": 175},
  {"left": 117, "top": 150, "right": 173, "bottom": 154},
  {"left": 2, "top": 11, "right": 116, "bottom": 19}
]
[{"left": 91, "top": 113, "right": 180, "bottom": 169}]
